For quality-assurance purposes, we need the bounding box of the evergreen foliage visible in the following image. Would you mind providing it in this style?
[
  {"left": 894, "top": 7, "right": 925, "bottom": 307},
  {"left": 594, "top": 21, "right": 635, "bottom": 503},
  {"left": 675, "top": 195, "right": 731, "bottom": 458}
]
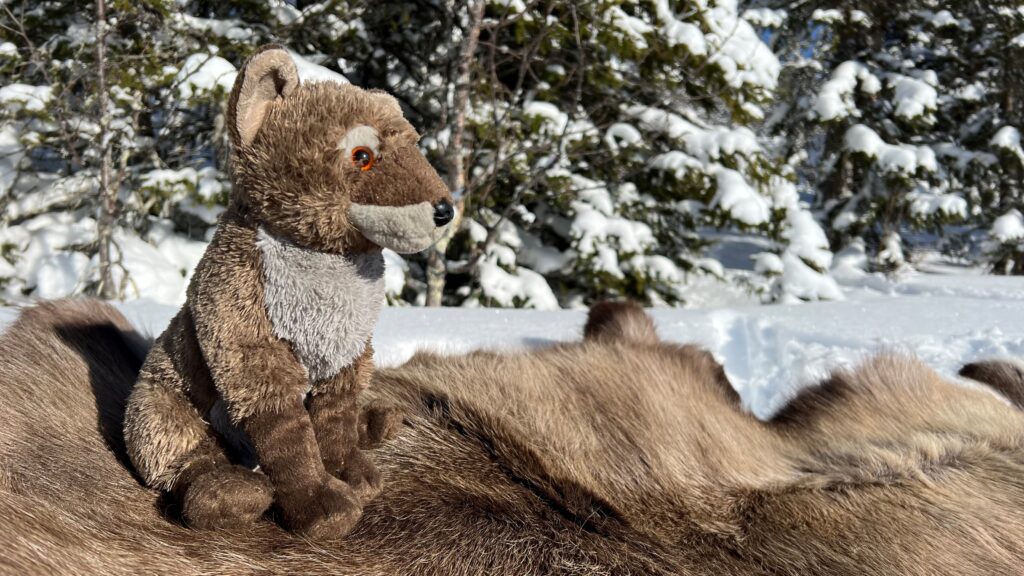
[{"left": 1, "top": 0, "right": 1021, "bottom": 308}]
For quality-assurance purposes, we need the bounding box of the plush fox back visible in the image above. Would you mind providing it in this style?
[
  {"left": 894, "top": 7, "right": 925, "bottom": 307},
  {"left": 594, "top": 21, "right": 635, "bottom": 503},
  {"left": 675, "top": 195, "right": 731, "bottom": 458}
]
[{"left": 0, "top": 299, "right": 1022, "bottom": 575}]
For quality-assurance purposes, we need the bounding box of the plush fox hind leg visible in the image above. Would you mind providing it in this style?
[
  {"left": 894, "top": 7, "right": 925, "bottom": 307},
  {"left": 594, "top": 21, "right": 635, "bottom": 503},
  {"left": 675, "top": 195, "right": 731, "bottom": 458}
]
[{"left": 123, "top": 311, "right": 274, "bottom": 529}]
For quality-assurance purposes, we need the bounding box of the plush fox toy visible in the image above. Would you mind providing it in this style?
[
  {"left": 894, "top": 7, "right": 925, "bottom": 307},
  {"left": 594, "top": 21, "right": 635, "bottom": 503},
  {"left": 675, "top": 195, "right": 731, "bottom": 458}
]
[{"left": 124, "top": 45, "right": 454, "bottom": 538}]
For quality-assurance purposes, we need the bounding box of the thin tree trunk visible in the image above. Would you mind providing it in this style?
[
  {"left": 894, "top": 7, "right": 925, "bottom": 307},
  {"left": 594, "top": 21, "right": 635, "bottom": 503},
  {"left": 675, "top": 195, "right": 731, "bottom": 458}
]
[
  {"left": 95, "top": 0, "right": 117, "bottom": 299},
  {"left": 425, "top": 0, "right": 485, "bottom": 307}
]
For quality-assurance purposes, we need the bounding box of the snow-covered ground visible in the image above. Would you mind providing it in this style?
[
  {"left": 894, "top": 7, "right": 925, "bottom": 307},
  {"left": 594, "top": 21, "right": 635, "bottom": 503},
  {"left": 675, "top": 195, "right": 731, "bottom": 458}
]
[{"left": 90, "top": 266, "right": 1023, "bottom": 420}]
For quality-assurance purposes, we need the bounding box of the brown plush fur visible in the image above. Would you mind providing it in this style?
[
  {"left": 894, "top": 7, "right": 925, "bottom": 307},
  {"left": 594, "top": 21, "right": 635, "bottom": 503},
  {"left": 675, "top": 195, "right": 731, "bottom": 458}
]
[
  {"left": 124, "top": 45, "right": 452, "bottom": 537},
  {"left": 1, "top": 298, "right": 1022, "bottom": 574}
]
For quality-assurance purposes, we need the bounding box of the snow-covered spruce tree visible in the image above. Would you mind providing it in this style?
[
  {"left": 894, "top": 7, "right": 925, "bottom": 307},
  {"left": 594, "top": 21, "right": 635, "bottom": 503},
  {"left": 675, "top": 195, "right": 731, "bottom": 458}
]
[
  {"left": 0, "top": 1, "right": 366, "bottom": 304},
  {"left": 347, "top": 0, "right": 840, "bottom": 307},
  {"left": 760, "top": 0, "right": 1024, "bottom": 274},
  {"left": 1, "top": 0, "right": 841, "bottom": 307},
  {"left": 0, "top": 0, "right": 197, "bottom": 302}
]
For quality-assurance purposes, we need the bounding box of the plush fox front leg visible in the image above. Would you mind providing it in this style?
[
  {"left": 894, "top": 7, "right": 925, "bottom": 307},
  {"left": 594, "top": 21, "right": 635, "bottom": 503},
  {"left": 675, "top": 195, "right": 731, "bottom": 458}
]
[
  {"left": 358, "top": 402, "right": 403, "bottom": 450},
  {"left": 242, "top": 396, "right": 363, "bottom": 535},
  {"left": 309, "top": 343, "right": 386, "bottom": 500}
]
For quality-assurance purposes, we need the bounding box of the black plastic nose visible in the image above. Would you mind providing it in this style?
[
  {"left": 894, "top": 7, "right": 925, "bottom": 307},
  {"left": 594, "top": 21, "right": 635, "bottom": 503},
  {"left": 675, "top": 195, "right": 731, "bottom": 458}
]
[{"left": 433, "top": 200, "right": 454, "bottom": 227}]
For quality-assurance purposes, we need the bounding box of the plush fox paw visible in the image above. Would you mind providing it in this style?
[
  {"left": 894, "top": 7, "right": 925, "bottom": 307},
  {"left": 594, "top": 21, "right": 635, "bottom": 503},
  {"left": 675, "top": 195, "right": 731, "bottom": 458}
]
[
  {"left": 359, "top": 404, "right": 403, "bottom": 450},
  {"left": 281, "top": 476, "right": 363, "bottom": 540},
  {"left": 181, "top": 465, "right": 274, "bottom": 530},
  {"left": 337, "top": 448, "right": 383, "bottom": 502}
]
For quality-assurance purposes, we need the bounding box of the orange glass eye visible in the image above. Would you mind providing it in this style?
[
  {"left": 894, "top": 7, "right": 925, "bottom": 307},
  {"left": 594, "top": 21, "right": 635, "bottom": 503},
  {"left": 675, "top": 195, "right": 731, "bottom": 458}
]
[{"left": 352, "top": 146, "right": 376, "bottom": 171}]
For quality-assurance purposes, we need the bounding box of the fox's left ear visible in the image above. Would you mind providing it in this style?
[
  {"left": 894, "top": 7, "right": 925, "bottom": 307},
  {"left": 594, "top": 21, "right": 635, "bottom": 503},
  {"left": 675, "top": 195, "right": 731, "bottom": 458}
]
[{"left": 227, "top": 44, "right": 299, "bottom": 148}]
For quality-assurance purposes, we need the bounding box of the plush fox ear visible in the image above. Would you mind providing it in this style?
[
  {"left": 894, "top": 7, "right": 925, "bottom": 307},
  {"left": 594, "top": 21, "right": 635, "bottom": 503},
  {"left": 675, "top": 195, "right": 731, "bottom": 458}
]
[{"left": 227, "top": 45, "right": 299, "bottom": 148}]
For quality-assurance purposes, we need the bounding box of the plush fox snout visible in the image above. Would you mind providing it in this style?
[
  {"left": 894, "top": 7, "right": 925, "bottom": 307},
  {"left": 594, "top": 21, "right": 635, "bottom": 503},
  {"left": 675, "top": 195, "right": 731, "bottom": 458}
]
[{"left": 349, "top": 198, "right": 455, "bottom": 254}]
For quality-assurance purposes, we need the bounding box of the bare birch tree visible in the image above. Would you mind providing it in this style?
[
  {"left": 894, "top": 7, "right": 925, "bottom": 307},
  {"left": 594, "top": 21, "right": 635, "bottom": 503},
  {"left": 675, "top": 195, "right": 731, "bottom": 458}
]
[
  {"left": 426, "top": 0, "right": 485, "bottom": 306},
  {"left": 94, "top": 0, "right": 118, "bottom": 299}
]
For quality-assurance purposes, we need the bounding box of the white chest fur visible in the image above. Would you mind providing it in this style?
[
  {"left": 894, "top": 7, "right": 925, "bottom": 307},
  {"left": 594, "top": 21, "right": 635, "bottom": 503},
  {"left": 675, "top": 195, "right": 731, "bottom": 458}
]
[{"left": 256, "top": 229, "right": 385, "bottom": 383}]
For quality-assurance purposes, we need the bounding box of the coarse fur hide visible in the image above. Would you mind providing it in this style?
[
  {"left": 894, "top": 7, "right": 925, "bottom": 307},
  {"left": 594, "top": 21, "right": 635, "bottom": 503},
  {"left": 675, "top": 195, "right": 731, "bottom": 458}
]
[
  {"left": 0, "top": 298, "right": 1022, "bottom": 575},
  {"left": 122, "top": 44, "right": 454, "bottom": 537}
]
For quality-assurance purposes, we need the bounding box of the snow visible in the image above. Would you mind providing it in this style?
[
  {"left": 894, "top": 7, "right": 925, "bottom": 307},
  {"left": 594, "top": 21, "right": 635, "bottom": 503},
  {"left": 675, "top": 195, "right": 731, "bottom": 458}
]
[
  {"left": 844, "top": 124, "right": 937, "bottom": 174},
  {"left": 889, "top": 74, "right": 938, "bottom": 122},
  {"left": 811, "top": 61, "right": 881, "bottom": 122},
  {"left": 782, "top": 209, "right": 833, "bottom": 271},
  {"left": 653, "top": 1, "right": 706, "bottom": 55},
  {"left": 287, "top": 50, "right": 349, "bottom": 85},
  {"left": 84, "top": 269, "right": 1024, "bottom": 421},
  {"left": 754, "top": 252, "right": 783, "bottom": 275},
  {"left": 476, "top": 259, "right": 559, "bottom": 310},
  {"left": 742, "top": 8, "right": 787, "bottom": 28},
  {"left": 141, "top": 167, "right": 224, "bottom": 200},
  {"left": 629, "top": 105, "right": 762, "bottom": 163},
  {"left": 113, "top": 232, "right": 192, "bottom": 304},
  {"left": 177, "top": 199, "right": 225, "bottom": 226},
  {"left": 923, "top": 10, "right": 960, "bottom": 28},
  {"left": 382, "top": 249, "right": 409, "bottom": 299},
  {"left": 0, "top": 212, "right": 97, "bottom": 299},
  {"left": 991, "top": 126, "right": 1024, "bottom": 164},
  {"left": 607, "top": 6, "right": 654, "bottom": 50},
  {"left": 777, "top": 252, "right": 844, "bottom": 303},
  {"left": 991, "top": 210, "right": 1024, "bottom": 243},
  {"left": 176, "top": 53, "right": 236, "bottom": 99},
  {"left": 811, "top": 9, "right": 844, "bottom": 24},
  {"left": 571, "top": 189, "right": 655, "bottom": 274},
  {"left": 173, "top": 14, "right": 251, "bottom": 41},
  {"left": 490, "top": 0, "right": 527, "bottom": 14},
  {"left": 649, "top": 150, "right": 703, "bottom": 178},
  {"left": 0, "top": 124, "right": 25, "bottom": 197},
  {"left": 908, "top": 189, "right": 967, "bottom": 219},
  {"left": 934, "top": 143, "right": 998, "bottom": 170},
  {"left": 831, "top": 239, "right": 869, "bottom": 279},
  {"left": 878, "top": 232, "right": 906, "bottom": 268},
  {"left": 176, "top": 50, "right": 347, "bottom": 100},
  {"left": 604, "top": 123, "right": 643, "bottom": 152},
  {"left": 712, "top": 169, "right": 770, "bottom": 226},
  {"left": 524, "top": 101, "right": 569, "bottom": 134},
  {"left": 0, "top": 83, "right": 52, "bottom": 112},
  {"left": 849, "top": 10, "right": 871, "bottom": 26},
  {"left": 991, "top": 126, "right": 1021, "bottom": 149},
  {"left": 663, "top": 20, "right": 706, "bottom": 55},
  {"left": 269, "top": 0, "right": 302, "bottom": 25},
  {"left": 703, "top": 0, "right": 781, "bottom": 94}
]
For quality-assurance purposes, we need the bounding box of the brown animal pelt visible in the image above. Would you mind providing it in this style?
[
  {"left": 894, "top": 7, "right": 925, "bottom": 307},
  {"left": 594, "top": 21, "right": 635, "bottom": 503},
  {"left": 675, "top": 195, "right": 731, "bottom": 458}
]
[{"left": 0, "top": 298, "right": 1023, "bottom": 575}]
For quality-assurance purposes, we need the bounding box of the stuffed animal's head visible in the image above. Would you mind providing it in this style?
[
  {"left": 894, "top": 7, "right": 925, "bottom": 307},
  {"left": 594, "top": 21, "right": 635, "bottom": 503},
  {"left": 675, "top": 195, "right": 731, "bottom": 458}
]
[{"left": 225, "top": 45, "right": 454, "bottom": 254}]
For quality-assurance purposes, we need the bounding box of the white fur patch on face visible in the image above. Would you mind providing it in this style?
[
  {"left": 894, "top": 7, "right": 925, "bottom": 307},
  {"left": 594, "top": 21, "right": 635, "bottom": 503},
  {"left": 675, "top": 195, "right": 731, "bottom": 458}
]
[
  {"left": 338, "top": 124, "right": 380, "bottom": 155},
  {"left": 256, "top": 228, "right": 385, "bottom": 383},
  {"left": 349, "top": 201, "right": 445, "bottom": 254}
]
